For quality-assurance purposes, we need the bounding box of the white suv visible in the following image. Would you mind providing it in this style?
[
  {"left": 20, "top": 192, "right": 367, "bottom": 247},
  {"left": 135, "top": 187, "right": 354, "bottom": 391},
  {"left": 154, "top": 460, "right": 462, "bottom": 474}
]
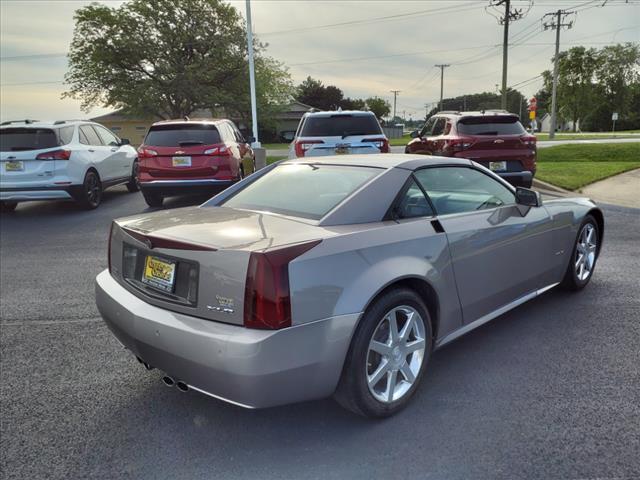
[
  {"left": 0, "top": 120, "right": 139, "bottom": 211},
  {"left": 288, "top": 110, "right": 389, "bottom": 159}
]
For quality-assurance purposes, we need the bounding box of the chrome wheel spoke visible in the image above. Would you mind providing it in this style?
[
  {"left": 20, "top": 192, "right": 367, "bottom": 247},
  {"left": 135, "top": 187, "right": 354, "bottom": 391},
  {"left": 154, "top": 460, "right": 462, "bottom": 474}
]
[
  {"left": 370, "top": 340, "right": 392, "bottom": 357},
  {"left": 367, "top": 359, "right": 390, "bottom": 387},
  {"left": 399, "top": 312, "right": 415, "bottom": 342},
  {"left": 405, "top": 338, "right": 426, "bottom": 354},
  {"left": 400, "top": 362, "right": 415, "bottom": 383},
  {"left": 385, "top": 369, "right": 398, "bottom": 402},
  {"left": 387, "top": 310, "right": 400, "bottom": 343}
]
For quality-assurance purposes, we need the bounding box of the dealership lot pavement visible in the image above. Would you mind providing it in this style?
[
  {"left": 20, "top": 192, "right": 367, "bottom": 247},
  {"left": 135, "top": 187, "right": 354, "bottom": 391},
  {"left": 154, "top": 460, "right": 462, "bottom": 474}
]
[{"left": 1, "top": 188, "right": 639, "bottom": 480}]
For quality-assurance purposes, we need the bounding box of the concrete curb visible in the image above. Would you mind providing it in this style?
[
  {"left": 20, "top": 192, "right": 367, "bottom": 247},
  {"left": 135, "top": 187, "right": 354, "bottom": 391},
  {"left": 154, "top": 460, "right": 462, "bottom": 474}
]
[{"left": 532, "top": 178, "right": 572, "bottom": 194}]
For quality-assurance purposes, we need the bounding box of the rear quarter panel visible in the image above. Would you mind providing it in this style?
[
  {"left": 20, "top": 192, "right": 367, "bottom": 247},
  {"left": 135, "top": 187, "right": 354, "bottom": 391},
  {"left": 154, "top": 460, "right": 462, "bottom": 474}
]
[{"left": 289, "top": 218, "right": 463, "bottom": 341}]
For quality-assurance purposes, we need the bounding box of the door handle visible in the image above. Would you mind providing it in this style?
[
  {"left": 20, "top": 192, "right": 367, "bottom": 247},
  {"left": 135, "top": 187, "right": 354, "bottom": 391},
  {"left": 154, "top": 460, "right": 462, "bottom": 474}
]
[
  {"left": 110, "top": 148, "right": 118, "bottom": 152},
  {"left": 88, "top": 149, "right": 95, "bottom": 153}
]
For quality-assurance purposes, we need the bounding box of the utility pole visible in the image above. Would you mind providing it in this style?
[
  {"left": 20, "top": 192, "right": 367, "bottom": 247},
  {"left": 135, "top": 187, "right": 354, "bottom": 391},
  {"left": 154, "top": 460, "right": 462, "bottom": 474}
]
[
  {"left": 487, "top": 1, "right": 531, "bottom": 110},
  {"left": 544, "top": 9, "right": 574, "bottom": 140},
  {"left": 390, "top": 90, "right": 401, "bottom": 122},
  {"left": 245, "top": 0, "right": 259, "bottom": 148},
  {"left": 435, "top": 64, "right": 450, "bottom": 111}
]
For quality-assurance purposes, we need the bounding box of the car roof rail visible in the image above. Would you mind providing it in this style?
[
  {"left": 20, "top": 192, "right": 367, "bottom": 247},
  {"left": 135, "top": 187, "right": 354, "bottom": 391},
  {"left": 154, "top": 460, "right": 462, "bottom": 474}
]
[
  {"left": 0, "top": 119, "right": 39, "bottom": 126},
  {"left": 438, "top": 111, "right": 460, "bottom": 115}
]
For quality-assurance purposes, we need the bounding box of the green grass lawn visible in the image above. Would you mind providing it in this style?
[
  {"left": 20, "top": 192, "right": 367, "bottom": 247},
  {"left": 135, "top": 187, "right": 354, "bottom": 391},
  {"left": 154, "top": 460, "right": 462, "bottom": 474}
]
[
  {"left": 536, "top": 143, "right": 640, "bottom": 190},
  {"left": 535, "top": 132, "right": 639, "bottom": 141}
]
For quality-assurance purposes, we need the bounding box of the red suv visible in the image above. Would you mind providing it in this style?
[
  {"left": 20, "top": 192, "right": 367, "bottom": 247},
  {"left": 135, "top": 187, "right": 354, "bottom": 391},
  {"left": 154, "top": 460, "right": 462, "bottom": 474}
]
[
  {"left": 405, "top": 111, "right": 536, "bottom": 187},
  {"left": 137, "top": 119, "right": 254, "bottom": 207}
]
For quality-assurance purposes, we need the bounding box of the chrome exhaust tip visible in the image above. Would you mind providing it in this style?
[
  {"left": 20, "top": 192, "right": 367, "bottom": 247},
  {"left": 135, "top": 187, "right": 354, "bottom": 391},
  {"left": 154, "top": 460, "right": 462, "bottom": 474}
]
[
  {"left": 162, "top": 376, "right": 175, "bottom": 387},
  {"left": 176, "top": 381, "right": 189, "bottom": 392}
]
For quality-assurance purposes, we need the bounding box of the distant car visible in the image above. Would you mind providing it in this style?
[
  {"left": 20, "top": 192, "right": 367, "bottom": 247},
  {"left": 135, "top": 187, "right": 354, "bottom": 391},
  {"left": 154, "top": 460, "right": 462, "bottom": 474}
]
[
  {"left": 288, "top": 110, "right": 389, "bottom": 158},
  {"left": 0, "top": 119, "right": 138, "bottom": 211},
  {"left": 405, "top": 111, "right": 536, "bottom": 187},
  {"left": 137, "top": 118, "right": 254, "bottom": 207},
  {"left": 96, "top": 153, "right": 603, "bottom": 418}
]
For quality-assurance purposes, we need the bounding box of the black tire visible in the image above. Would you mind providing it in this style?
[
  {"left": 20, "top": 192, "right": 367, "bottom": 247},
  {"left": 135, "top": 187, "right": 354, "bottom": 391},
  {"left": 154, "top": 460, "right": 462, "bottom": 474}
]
[
  {"left": 142, "top": 190, "right": 163, "bottom": 207},
  {"left": 334, "top": 287, "right": 433, "bottom": 418},
  {"left": 0, "top": 201, "right": 18, "bottom": 212},
  {"left": 126, "top": 160, "right": 140, "bottom": 193},
  {"left": 77, "top": 170, "right": 102, "bottom": 209},
  {"left": 239, "top": 163, "right": 245, "bottom": 180},
  {"left": 560, "top": 214, "right": 599, "bottom": 291}
]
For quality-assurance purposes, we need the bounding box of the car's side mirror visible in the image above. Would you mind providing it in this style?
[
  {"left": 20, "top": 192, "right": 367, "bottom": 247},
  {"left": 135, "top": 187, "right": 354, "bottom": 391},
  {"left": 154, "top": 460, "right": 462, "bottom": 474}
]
[
  {"left": 409, "top": 130, "right": 420, "bottom": 139},
  {"left": 119, "top": 138, "right": 130, "bottom": 146},
  {"left": 247, "top": 136, "right": 256, "bottom": 144},
  {"left": 515, "top": 187, "right": 541, "bottom": 207}
]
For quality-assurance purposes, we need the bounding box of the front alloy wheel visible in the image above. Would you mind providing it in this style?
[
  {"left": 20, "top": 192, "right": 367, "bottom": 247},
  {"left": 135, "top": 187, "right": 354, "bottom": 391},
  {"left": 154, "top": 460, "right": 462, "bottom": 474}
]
[{"left": 575, "top": 222, "right": 597, "bottom": 282}]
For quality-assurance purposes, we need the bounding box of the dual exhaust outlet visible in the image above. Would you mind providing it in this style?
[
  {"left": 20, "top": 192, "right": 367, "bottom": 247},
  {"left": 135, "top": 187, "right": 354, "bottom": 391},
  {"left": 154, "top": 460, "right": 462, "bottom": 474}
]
[{"left": 162, "top": 375, "right": 189, "bottom": 392}]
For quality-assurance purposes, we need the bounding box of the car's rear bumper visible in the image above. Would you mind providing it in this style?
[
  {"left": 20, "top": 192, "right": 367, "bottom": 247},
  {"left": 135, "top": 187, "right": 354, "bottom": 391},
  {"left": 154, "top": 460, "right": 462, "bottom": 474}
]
[
  {"left": 95, "top": 270, "right": 360, "bottom": 409},
  {"left": 0, "top": 185, "right": 74, "bottom": 201},
  {"left": 139, "top": 179, "right": 235, "bottom": 197}
]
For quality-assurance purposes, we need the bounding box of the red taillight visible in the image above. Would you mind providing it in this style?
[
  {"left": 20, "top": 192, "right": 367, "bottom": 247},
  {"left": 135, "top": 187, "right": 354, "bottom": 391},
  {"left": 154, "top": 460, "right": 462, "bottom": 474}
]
[
  {"left": 445, "top": 138, "right": 474, "bottom": 153},
  {"left": 294, "top": 140, "right": 323, "bottom": 157},
  {"left": 36, "top": 149, "right": 71, "bottom": 160},
  {"left": 107, "top": 222, "right": 114, "bottom": 273},
  {"left": 363, "top": 138, "right": 389, "bottom": 153},
  {"left": 204, "top": 145, "right": 230, "bottom": 156},
  {"left": 521, "top": 135, "right": 537, "bottom": 148},
  {"left": 244, "top": 240, "right": 321, "bottom": 330},
  {"left": 137, "top": 147, "right": 158, "bottom": 158}
]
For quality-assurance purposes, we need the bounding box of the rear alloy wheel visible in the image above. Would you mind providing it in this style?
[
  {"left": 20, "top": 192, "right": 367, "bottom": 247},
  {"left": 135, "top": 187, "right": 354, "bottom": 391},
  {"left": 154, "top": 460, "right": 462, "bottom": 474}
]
[
  {"left": 561, "top": 215, "right": 599, "bottom": 290},
  {"left": 126, "top": 160, "right": 140, "bottom": 193},
  {"left": 0, "top": 201, "right": 18, "bottom": 212},
  {"left": 335, "top": 288, "right": 432, "bottom": 418},
  {"left": 142, "top": 191, "right": 163, "bottom": 207},
  {"left": 77, "top": 171, "right": 102, "bottom": 209}
]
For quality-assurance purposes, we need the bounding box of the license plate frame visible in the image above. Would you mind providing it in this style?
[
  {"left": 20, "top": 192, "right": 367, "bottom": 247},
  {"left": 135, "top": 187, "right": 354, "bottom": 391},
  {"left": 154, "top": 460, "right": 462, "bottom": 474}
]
[
  {"left": 172, "top": 156, "right": 192, "bottom": 167},
  {"left": 489, "top": 161, "right": 507, "bottom": 172},
  {"left": 141, "top": 255, "right": 177, "bottom": 293},
  {"left": 5, "top": 160, "right": 24, "bottom": 172}
]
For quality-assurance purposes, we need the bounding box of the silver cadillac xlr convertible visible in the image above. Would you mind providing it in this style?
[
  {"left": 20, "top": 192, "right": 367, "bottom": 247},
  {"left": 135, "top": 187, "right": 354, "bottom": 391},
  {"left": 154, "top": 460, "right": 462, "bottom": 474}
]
[{"left": 96, "top": 154, "right": 603, "bottom": 417}]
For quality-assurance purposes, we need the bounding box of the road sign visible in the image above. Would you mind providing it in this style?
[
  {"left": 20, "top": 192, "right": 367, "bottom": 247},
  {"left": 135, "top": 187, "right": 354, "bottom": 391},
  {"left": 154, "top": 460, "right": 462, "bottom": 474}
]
[{"left": 612, "top": 112, "right": 618, "bottom": 121}]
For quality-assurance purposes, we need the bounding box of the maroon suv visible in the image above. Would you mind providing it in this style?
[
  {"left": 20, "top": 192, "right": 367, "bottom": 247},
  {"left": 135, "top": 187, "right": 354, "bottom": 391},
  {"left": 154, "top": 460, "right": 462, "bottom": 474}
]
[{"left": 406, "top": 111, "right": 536, "bottom": 187}]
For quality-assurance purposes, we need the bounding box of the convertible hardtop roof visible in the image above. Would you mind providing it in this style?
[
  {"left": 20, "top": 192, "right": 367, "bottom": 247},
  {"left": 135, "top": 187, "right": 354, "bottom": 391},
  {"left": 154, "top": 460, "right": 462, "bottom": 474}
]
[{"left": 282, "top": 154, "right": 473, "bottom": 171}]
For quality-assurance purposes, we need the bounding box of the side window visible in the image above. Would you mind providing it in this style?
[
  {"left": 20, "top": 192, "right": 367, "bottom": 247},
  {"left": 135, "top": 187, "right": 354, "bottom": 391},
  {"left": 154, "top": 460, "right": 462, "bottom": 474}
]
[
  {"left": 58, "top": 126, "right": 75, "bottom": 145},
  {"left": 94, "top": 125, "right": 120, "bottom": 146},
  {"left": 394, "top": 178, "right": 434, "bottom": 219},
  {"left": 79, "top": 125, "right": 102, "bottom": 146},
  {"left": 231, "top": 123, "right": 245, "bottom": 143},
  {"left": 414, "top": 167, "right": 515, "bottom": 215},
  {"left": 420, "top": 117, "right": 436, "bottom": 137},
  {"left": 431, "top": 118, "right": 447, "bottom": 136}
]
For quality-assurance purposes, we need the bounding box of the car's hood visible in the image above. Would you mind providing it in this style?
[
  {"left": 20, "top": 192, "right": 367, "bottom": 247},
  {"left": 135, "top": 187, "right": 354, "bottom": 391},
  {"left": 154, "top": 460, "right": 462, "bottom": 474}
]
[{"left": 116, "top": 206, "right": 334, "bottom": 251}]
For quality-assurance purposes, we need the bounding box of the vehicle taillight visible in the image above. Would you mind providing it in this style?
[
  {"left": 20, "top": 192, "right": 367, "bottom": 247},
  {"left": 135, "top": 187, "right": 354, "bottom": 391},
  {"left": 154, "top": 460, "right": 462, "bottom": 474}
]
[
  {"left": 36, "top": 149, "right": 71, "bottom": 160},
  {"left": 204, "top": 145, "right": 230, "bottom": 156},
  {"left": 521, "top": 135, "right": 537, "bottom": 148},
  {"left": 244, "top": 240, "right": 321, "bottom": 330},
  {"left": 137, "top": 147, "right": 158, "bottom": 158},
  {"left": 294, "top": 140, "right": 323, "bottom": 157},
  {"left": 445, "top": 138, "right": 474, "bottom": 153},
  {"left": 363, "top": 138, "right": 390, "bottom": 153},
  {"left": 107, "top": 221, "right": 114, "bottom": 274}
]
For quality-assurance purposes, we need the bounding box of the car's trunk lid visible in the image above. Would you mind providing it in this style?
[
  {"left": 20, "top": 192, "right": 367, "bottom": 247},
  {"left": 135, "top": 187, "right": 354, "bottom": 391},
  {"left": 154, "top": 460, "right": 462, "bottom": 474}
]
[{"left": 111, "top": 206, "right": 331, "bottom": 325}]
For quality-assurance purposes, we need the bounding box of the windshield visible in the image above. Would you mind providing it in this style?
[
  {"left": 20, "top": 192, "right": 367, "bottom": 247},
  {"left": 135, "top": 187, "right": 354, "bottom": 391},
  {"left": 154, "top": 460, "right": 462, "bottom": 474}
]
[
  {"left": 300, "top": 115, "right": 383, "bottom": 137},
  {"left": 144, "top": 124, "right": 221, "bottom": 147},
  {"left": 0, "top": 128, "right": 59, "bottom": 152},
  {"left": 457, "top": 117, "right": 525, "bottom": 135},
  {"left": 222, "top": 164, "right": 381, "bottom": 219}
]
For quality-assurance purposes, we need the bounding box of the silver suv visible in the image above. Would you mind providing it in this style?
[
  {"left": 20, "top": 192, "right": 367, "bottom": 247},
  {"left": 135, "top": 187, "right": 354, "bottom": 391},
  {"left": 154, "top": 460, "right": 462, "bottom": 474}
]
[{"left": 288, "top": 110, "right": 389, "bottom": 158}]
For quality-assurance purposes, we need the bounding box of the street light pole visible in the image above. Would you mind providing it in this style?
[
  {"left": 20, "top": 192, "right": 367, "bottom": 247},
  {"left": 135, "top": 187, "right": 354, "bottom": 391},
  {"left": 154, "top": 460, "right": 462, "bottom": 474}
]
[{"left": 245, "top": 0, "right": 260, "bottom": 148}]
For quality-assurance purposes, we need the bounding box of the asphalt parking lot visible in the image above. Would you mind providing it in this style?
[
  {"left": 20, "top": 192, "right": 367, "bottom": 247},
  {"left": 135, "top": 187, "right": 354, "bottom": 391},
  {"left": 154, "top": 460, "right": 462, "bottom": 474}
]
[{"left": 1, "top": 188, "right": 639, "bottom": 480}]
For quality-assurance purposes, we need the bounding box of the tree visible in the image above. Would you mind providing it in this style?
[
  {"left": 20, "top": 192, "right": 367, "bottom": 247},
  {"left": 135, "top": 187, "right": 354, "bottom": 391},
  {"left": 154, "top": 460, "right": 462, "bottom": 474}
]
[
  {"left": 64, "top": 0, "right": 292, "bottom": 120},
  {"left": 365, "top": 97, "right": 391, "bottom": 120},
  {"left": 424, "top": 90, "right": 526, "bottom": 120},
  {"left": 340, "top": 97, "right": 366, "bottom": 110},
  {"left": 296, "top": 77, "right": 345, "bottom": 110}
]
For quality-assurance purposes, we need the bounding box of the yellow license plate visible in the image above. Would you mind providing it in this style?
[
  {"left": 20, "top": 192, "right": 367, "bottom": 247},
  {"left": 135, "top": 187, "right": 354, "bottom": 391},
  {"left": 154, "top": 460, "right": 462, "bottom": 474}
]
[
  {"left": 5, "top": 160, "right": 24, "bottom": 171},
  {"left": 172, "top": 156, "right": 191, "bottom": 167},
  {"left": 489, "top": 161, "right": 507, "bottom": 171},
  {"left": 142, "top": 255, "right": 176, "bottom": 292}
]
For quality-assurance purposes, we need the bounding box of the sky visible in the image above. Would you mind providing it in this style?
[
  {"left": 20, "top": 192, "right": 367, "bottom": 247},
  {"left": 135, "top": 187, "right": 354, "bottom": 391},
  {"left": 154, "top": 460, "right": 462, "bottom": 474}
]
[{"left": 0, "top": 0, "right": 638, "bottom": 122}]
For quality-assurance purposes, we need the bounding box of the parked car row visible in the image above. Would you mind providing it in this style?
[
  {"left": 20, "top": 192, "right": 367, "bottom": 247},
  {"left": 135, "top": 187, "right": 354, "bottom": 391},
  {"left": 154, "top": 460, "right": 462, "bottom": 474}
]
[{"left": 0, "top": 117, "right": 254, "bottom": 211}]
